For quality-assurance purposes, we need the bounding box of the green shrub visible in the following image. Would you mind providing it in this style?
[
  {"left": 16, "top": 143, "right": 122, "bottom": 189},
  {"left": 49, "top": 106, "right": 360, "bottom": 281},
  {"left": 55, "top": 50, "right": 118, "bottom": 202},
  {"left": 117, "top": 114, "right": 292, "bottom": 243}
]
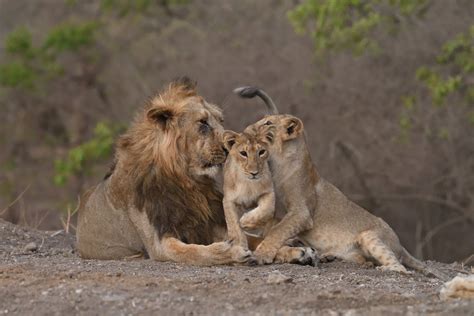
[{"left": 54, "top": 122, "right": 124, "bottom": 186}]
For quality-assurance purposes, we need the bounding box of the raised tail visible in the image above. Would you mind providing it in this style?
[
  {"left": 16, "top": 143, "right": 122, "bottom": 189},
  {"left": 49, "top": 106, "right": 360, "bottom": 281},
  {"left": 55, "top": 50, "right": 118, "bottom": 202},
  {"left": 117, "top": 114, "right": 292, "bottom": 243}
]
[
  {"left": 401, "top": 247, "right": 449, "bottom": 281},
  {"left": 233, "top": 86, "right": 279, "bottom": 115}
]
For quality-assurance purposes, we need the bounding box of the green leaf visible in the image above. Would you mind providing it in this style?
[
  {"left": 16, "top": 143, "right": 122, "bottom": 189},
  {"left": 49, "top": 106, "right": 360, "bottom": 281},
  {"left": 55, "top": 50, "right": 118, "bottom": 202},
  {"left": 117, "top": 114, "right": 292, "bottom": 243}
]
[
  {"left": 5, "top": 27, "right": 36, "bottom": 59},
  {"left": 43, "top": 22, "right": 99, "bottom": 54},
  {"left": 0, "top": 62, "right": 36, "bottom": 88}
]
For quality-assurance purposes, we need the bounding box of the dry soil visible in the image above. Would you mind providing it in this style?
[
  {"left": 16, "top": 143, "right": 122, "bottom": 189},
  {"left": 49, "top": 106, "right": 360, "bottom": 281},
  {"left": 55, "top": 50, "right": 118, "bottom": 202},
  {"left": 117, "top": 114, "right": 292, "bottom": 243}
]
[{"left": 0, "top": 219, "right": 473, "bottom": 315}]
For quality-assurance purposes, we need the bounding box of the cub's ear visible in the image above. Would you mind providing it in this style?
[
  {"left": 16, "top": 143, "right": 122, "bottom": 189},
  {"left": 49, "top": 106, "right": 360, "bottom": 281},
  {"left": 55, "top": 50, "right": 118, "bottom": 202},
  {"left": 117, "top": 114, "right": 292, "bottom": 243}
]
[
  {"left": 281, "top": 116, "right": 303, "bottom": 141},
  {"left": 147, "top": 108, "right": 174, "bottom": 130},
  {"left": 264, "top": 127, "right": 275, "bottom": 144},
  {"left": 222, "top": 130, "right": 239, "bottom": 151}
]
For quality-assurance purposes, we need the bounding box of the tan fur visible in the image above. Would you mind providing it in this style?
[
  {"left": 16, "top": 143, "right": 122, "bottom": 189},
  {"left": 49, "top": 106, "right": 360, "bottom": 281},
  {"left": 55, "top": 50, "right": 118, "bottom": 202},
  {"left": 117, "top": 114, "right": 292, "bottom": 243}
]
[
  {"left": 222, "top": 129, "right": 275, "bottom": 249},
  {"left": 247, "top": 114, "right": 447, "bottom": 278},
  {"left": 238, "top": 119, "right": 317, "bottom": 264},
  {"left": 76, "top": 78, "right": 252, "bottom": 265}
]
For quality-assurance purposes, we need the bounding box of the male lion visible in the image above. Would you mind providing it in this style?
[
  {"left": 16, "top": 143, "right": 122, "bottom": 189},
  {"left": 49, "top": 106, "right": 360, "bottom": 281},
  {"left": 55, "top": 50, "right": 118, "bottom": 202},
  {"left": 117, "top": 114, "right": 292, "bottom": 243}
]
[
  {"left": 76, "top": 78, "right": 253, "bottom": 265},
  {"left": 235, "top": 87, "right": 447, "bottom": 279}
]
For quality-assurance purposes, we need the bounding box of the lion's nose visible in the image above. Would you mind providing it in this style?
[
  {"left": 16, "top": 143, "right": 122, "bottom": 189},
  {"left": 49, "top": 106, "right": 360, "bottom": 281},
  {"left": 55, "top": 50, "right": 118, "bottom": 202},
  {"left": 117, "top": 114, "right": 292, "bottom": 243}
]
[{"left": 250, "top": 172, "right": 258, "bottom": 177}]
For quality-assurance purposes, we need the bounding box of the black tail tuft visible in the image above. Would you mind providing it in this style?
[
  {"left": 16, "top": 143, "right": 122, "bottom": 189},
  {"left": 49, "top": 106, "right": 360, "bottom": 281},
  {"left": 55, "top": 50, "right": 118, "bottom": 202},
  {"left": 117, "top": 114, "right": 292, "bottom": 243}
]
[
  {"left": 233, "top": 86, "right": 260, "bottom": 99},
  {"left": 233, "top": 86, "right": 279, "bottom": 114}
]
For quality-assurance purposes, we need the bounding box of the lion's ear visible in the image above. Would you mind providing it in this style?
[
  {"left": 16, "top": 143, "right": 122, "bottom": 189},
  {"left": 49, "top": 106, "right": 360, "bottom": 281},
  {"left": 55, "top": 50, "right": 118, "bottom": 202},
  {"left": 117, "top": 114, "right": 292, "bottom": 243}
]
[
  {"left": 171, "top": 76, "right": 197, "bottom": 92},
  {"left": 147, "top": 108, "right": 174, "bottom": 130},
  {"left": 281, "top": 116, "right": 303, "bottom": 141},
  {"left": 223, "top": 130, "right": 239, "bottom": 151}
]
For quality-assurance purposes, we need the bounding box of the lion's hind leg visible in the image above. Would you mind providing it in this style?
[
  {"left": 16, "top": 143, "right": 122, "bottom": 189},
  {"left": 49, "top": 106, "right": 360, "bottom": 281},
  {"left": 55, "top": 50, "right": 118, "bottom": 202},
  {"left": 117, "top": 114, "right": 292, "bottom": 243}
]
[{"left": 357, "top": 230, "right": 408, "bottom": 274}]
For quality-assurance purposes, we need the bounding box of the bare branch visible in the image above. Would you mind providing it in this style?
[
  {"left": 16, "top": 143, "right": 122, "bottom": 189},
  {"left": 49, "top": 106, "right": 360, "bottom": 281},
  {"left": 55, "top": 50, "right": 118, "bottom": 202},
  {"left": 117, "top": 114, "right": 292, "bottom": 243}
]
[{"left": 0, "top": 184, "right": 31, "bottom": 216}]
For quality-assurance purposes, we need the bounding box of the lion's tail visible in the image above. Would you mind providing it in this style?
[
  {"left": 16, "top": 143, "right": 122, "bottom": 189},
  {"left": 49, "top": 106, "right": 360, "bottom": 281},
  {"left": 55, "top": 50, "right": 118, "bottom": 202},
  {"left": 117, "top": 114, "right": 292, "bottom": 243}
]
[
  {"left": 401, "top": 247, "right": 449, "bottom": 281},
  {"left": 233, "top": 86, "right": 279, "bottom": 115}
]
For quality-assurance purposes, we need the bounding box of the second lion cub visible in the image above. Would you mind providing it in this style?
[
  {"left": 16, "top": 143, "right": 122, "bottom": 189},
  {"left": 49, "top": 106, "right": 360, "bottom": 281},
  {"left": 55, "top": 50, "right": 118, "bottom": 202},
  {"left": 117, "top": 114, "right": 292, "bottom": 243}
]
[{"left": 222, "top": 129, "right": 275, "bottom": 249}]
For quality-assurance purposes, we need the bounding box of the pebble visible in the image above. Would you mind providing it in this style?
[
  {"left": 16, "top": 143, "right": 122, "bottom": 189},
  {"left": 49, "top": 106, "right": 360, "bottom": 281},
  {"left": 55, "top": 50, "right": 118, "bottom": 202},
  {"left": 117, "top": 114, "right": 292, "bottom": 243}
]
[
  {"left": 266, "top": 271, "right": 293, "bottom": 284},
  {"left": 23, "top": 242, "right": 37, "bottom": 252}
]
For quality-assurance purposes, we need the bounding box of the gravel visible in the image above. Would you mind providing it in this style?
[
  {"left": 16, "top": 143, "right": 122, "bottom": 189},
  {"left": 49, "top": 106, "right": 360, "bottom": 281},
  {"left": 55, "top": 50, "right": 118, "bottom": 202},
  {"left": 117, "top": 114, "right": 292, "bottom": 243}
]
[{"left": 1, "top": 219, "right": 473, "bottom": 315}]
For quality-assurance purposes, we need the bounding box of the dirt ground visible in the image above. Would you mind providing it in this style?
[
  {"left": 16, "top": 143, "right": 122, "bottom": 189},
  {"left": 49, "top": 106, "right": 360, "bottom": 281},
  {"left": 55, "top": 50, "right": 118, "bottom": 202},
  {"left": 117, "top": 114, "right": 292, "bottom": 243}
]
[{"left": 0, "top": 219, "right": 473, "bottom": 315}]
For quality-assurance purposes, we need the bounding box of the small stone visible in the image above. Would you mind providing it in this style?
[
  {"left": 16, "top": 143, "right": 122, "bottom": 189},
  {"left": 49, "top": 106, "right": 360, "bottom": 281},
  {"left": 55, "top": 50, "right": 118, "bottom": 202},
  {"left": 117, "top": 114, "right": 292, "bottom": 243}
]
[
  {"left": 24, "top": 242, "right": 37, "bottom": 252},
  {"left": 102, "top": 294, "right": 126, "bottom": 302},
  {"left": 266, "top": 270, "right": 293, "bottom": 284}
]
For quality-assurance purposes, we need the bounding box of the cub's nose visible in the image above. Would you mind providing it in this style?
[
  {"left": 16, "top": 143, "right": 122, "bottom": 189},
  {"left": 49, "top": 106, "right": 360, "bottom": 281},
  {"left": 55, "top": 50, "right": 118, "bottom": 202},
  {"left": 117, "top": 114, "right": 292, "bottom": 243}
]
[{"left": 250, "top": 172, "right": 259, "bottom": 177}]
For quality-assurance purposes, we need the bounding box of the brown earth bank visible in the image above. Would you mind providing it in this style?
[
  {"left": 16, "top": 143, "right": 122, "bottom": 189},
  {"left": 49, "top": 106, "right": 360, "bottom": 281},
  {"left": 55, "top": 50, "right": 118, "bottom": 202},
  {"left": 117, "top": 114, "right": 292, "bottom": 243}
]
[{"left": 0, "top": 219, "right": 473, "bottom": 316}]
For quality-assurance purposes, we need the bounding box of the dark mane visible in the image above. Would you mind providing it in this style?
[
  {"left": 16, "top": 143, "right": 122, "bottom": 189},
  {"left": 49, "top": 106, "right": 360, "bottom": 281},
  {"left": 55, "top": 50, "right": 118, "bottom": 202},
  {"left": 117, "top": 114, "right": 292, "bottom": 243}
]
[{"left": 134, "top": 165, "right": 225, "bottom": 244}]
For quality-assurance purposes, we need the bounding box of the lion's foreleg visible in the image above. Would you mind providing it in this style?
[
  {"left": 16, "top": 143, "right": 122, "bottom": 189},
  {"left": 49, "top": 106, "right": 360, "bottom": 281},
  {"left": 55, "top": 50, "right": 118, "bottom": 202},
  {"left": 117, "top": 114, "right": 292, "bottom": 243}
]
[
  {"left": 161, "top": 237, "right": 253, "bottom": 266},
  {"left": 128, "top": 208, "right": 252, "bottom": 265}
]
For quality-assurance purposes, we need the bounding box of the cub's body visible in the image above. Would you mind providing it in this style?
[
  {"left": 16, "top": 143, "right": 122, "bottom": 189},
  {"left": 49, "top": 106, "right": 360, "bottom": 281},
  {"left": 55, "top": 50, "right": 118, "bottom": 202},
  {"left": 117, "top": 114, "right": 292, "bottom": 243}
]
[{"left": 222, "top": 130, "right": 275, "bottom": 249}]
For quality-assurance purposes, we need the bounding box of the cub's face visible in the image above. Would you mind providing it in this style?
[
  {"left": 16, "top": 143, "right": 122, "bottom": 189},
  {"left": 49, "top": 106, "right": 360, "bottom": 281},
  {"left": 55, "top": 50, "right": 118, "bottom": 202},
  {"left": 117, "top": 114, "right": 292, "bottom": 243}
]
[
  {"left": 244, "top": 114, "right": 304, "bottom": 151},
  {"left": 223, "top": 131, "right": 271, "bottom": 180}
]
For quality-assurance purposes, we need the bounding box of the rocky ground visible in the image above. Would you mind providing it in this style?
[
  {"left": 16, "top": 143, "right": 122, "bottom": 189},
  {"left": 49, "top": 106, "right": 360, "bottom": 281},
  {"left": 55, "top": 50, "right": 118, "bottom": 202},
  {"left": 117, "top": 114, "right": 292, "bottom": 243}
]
[{"left": 0, "top": 219, "right": 473, "bottom": 315}]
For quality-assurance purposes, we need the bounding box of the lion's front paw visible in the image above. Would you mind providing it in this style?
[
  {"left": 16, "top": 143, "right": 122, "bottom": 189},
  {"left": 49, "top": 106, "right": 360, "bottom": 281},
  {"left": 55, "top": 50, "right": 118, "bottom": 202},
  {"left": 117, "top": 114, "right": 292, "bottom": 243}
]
[
  {"left": 254, "top": 244, "right": 278, "bottom": 265},
  {"left": 229, "top": 244, "right": 256, "bottom": 266}
]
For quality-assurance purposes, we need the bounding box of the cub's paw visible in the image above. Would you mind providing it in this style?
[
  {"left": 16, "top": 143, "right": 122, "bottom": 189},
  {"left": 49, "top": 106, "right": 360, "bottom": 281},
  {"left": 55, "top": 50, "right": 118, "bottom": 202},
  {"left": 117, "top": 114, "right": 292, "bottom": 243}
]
[
  {"left": 376, "top": 264, "right": 410, "bottom": 275},
  {"left": 319, "top": 254, "right": 337, "bottom": 263},
  {"left": 293, "top": 247, "right": 318, "bottom": 267},
  {"left": 275, "top": 246, "right": 318, "bottom": 266},
  {"left": 240, "top": 212, "right": 262, "bottom": 230},
  {"left": 254, "top": 244, "right": 278, "bottom": 265}
]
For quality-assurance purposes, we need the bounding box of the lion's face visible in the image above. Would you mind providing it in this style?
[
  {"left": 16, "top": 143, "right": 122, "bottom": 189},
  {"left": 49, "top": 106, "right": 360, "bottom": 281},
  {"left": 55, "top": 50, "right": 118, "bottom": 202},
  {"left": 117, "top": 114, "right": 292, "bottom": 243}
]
[
  {"left": 179, "top": 97, "right": 226, "bottom": 178},
  {"left": 143, "top": 79, "right": 226, "bottom": 179}
]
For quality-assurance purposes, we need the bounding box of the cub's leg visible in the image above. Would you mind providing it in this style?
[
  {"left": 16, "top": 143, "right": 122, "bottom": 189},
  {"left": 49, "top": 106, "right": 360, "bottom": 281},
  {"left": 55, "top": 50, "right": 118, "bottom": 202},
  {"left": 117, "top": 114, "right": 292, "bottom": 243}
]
[
  {"left": 253, "top": 207, "right": 313, "bottom": 264},
  {"left": 223, "top": 198, "right": 248, "bottom": 249},
  {"left": 240, "top": 192, "right": 275, "bottom": 230},
  {"left": 357, "top": 230, "right": 408, "bottom": 274}
]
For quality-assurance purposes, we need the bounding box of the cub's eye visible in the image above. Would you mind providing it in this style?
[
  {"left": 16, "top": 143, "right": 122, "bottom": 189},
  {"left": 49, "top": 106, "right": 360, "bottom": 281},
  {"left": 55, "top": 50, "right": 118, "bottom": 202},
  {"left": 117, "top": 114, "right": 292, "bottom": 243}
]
[
  {"left": 239, "top": 151, "right": 248, "bottom": 157},
  {"left": 259, "top": 149, "right": 266, "bottom": 156},
  {"left": 264, "top": 121, "right": 273, "bottom": 125},
  {"left": 199, "top": 120, "right": 211, "bottom": 134}
]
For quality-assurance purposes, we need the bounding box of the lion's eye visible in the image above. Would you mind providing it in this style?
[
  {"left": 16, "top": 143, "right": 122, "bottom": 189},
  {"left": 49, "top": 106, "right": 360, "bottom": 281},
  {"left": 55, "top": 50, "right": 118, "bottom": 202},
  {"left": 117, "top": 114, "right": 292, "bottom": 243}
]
[
  {"left": 240, "top": 151, "right": 247, "bottom": 157},
  {"left": 264, "top": 121, "right": 272, "bottom": 126},
  {"left": 199, "top": 120, "right": 211, "bottom": 134},
  {"left": 259, "top": 149, "right": 266, "bottom": 156}
]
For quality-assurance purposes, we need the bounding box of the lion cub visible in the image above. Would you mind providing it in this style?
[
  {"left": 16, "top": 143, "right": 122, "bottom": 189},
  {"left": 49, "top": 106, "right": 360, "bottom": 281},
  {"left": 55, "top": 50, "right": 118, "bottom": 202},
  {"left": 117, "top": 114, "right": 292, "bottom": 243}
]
[
  {"left": 222, "top": 129, "right": 275, "bottom": 249},
  {"left": 235, "top": 86, "right": 447, "bottom": 279}
]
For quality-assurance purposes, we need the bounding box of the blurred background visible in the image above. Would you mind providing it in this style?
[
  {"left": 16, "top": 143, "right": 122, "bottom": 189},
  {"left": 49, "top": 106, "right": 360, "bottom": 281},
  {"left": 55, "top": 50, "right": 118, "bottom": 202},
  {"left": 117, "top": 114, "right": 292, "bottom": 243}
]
[{"left": 0, "top": 0, "right": 472, "bottom": 263}]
